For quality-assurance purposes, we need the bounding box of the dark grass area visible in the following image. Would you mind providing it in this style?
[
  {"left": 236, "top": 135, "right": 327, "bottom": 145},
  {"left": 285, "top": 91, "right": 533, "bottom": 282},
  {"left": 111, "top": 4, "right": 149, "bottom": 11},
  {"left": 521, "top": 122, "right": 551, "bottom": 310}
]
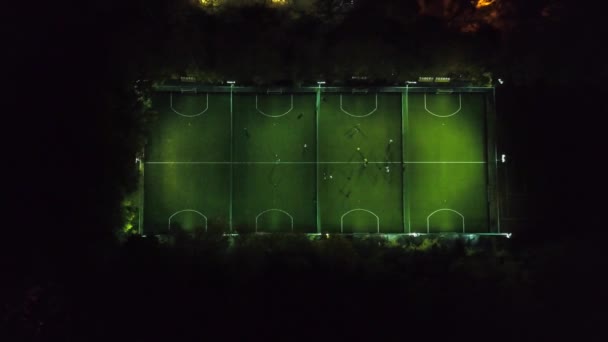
[{"left": 3, "top": 234, "right": 605, "bottom": 341}]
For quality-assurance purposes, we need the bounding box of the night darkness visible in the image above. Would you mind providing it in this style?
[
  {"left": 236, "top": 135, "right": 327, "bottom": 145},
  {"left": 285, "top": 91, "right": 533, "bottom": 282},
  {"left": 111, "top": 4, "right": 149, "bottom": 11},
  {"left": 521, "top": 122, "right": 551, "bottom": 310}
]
[{"left": 4, "top": 1, "right": 607, "bottom": 341}]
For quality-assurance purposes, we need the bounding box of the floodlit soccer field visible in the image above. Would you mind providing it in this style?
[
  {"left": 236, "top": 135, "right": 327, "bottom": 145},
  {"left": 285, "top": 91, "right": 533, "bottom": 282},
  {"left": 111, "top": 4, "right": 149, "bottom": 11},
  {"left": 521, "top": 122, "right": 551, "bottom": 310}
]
[{"left": 143, "top": 86, "right": 500, "bottom": 235}]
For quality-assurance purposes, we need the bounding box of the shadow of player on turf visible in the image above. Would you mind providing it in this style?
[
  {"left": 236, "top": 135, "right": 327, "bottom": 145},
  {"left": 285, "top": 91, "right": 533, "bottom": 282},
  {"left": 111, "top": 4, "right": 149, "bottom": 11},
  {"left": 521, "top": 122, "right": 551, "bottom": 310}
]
[{"left": 344, "top": 123, "right": 366, "bottom": 139}]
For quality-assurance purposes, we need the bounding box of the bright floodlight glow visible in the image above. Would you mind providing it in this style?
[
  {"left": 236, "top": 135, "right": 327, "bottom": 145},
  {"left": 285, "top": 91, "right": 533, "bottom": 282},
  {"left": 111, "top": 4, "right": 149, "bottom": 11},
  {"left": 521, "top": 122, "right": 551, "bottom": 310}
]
[
  {"left": 501, "top": 154, "right": 506, "bottom": 163},
  {"left": 498, "top": 78, "right": 504, "bottom": 84},
  {"left": 406, "top": 81, "right": 417, "bottom": 84},
  {"left": 227, "top": 81, "right": 236, "bottom": 84},
  {"left": 317, "top": 81, "right": 326, "bottom": 85},
  {"left": 506, "top": 233, "right": 512, "bottom": 239},
  {"left": 476, "top": 0, "right": 496, "bottom": 9}
]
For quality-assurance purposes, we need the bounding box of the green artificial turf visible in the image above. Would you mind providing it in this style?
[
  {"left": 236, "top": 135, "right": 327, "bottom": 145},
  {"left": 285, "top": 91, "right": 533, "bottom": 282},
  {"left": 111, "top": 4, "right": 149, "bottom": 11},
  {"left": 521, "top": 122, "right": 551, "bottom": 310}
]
[
  {"left": 143, "top": 90, "right": 491, "bottom": 235},
  {"left": 232, "top": 94, "right": 316, "bottom": 233},
  {"left": 406, "top": 93, "right": 488, "bottom": 233},
  {"left": 318, "top": 93, "right": 403, "bottom": 233}
]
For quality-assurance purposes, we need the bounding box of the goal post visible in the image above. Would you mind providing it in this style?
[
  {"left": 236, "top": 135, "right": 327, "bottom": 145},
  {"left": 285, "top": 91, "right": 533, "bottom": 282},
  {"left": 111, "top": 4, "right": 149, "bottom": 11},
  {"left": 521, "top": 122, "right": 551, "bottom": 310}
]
[
  {"left": 266, "top": 88, "right": 284, "bottom": 94},
  {"left": 180, "top": 87, "right": 197, "bottom": 94}
]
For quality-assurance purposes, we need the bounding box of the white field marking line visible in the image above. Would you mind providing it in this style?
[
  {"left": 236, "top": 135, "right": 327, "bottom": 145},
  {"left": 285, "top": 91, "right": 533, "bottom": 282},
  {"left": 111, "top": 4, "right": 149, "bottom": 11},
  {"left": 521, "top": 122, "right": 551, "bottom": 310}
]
[
  {"left": 340, "top": 93, "right": 378, "bottom": 117},
  {"left": 424, "top": 93, "right": 462, "bottom": 118},
  {"left": 255, "top": 209, "right": 294, "bottom": 232},
  {"left": 170, "top": 93, "right": 209, "bottom": 117},
  {"left": 145, "top": 161, "right": 487, "bottom": 165},
  {"left": 168, "top": 209, "right": 208, "bottom": 232},
  {"left": 255, "top": 94, "right": 294, "bottom": 118},
  {"left": 426, "top": 208, "right": 465, "bottom": 234},
  {"left": 340, "top": 209, "right": 380, "bottom": 234}
]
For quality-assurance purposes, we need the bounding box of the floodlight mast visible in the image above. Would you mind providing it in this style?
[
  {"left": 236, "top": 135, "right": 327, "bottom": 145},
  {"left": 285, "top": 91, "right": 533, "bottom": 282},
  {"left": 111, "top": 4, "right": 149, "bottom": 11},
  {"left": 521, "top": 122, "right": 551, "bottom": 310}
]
[
  {"left": 227, "top": 80, "right": 235, "bottom": 231},
  {"left": 315, "top": 81, "right": 324, "bottom": 232}
]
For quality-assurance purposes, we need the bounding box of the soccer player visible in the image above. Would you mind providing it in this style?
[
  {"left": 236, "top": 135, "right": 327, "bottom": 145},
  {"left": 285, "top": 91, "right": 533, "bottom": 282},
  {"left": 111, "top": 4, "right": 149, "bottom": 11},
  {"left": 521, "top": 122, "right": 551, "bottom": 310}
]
[{"left": 356, "top": 147, "right": 364, "bottom": 158}]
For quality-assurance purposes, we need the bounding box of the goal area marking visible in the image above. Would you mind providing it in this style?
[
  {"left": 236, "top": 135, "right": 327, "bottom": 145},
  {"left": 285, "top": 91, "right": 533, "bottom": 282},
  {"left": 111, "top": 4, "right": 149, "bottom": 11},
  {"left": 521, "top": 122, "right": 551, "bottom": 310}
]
[
  {"left": 423, "top": 93, "right": 462, "bottom": 118},
  {"left": 255, "top": 209, "right": 294, "bottom": 232},
  {"left": 340, "top": 209, "right": 380, "bottom": 233},
  {"left": 340, "top": 94, "right": 378, "bottom": 117},
  {"left": 255, "top": 95, "right": 294, "bottom": 118},
  {"left": 170, "top": 93, "right": 210, "bottom": 117},
  {"left": 168, "top": 209, "right": 208, "bottom": 231},
  {"left": 426, "top": 208, "right": 465, "bottom": 233}
]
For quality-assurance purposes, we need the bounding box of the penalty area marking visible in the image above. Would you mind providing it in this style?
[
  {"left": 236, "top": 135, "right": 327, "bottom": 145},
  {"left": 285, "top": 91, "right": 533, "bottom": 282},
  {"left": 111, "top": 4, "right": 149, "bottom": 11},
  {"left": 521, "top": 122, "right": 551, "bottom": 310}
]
[
  {"left": 255, "top": 95, "right": 294, "bottom": 118},
  {"left": 426, "top": 208, "right": 465, "bottom": 233},
  {"left": 170, "top": 93, "right": 209, "bottom": 117},
  {"left": 340, "top": 94, "right": 378, "bottom": 117},
  {"left": 424, "top": 93, "right": 462, "bottom": 118},
  {"left": 255, "top": 209, "right": 294, "bottom": 232},
  {"left": 340, "top": 209, "right": 380, "bottom": 233},
  {"left": 168, "top": 209, "right": 208, "bottom": 231}
]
